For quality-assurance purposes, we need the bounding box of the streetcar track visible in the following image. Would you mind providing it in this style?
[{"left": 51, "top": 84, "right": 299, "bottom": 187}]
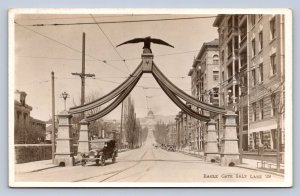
[
  {"left": 98, "top": 148, "right": 150, "bottom": 182},
  {"left": 110, "top": 147, "right": 158, "bottom": 182},
  {"left": 72, "top": 148, "right": 149, "bottom": 182},
  {"left": 134, "top": 148, "right": 158, "bottom": 182}
]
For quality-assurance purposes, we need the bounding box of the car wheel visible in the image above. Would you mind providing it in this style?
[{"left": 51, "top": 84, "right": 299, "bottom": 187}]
[
  {"left": 112, "top": 154, "right": 116, "bottom": 163},
  {"left": 81, "top": 160, "right": 86, "bottom": 167},
  {"left": 95, "top": 158, "right": 100, "bottom": 166}
]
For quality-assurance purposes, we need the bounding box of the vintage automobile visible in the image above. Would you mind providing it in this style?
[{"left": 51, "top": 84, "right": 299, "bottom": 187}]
[
  {"left": 77, "top": 139, "right": 118, "bottom": 166},
  {"left": 167, "top": 145, "right": 176, "bottom": 152}
]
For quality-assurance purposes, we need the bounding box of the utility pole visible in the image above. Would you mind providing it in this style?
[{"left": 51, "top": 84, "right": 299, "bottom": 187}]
[
  {"left": 120, "top": 101, "right": 124, "bottom": 149},
  {"left": 51, "top": 71, "right": 55, "bottom": 163},
  {"left": 71, "top": 32, "right": 95, "bottom": 117}
]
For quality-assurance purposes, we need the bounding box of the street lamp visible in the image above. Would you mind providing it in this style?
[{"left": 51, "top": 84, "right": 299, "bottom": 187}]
[{"left": 60, "top": 91, "right": 70, "bottom": 111}]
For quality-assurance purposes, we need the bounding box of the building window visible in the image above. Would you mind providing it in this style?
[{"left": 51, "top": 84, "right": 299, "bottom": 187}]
[
  {"left": 259, "top": 63, "right": 264, "bottom": 83},
  {"left": 17, "top": 111, "right": 21, "bottom": 120},
  {"left": 221, "top": 50, "right": 224, "bottom": 64},
  {"left": 271, "top": 94, "right": 277, "bottom": 117},
  {"left": 243, "top": 106, "right": 248, "bottom": 125},
  {"left": 227, "top": 40, "right": 233, "bottom": 58},
  {"left": 270, "top": 17, "right": 276, "bottom": 40},
  {"left": 252, "top": 102, "right": 257, "bottom": 122},
  {"left": 240, "top": 52, "right": 247, "bottom": 68},
  {"left": 23, "top": 113, "right": 28, "bottom": 121},
  {"left": 213, "top": 71, "right": 219, "bottom": 81},
  {"left": 213, "top": 55, "right": 219, "bottom": 64},
  {"left": 251, "top": 38, "right": 256, "bottom": 57},
  {"left": 228, "top": 63, "right": 233, "bottom": 79},
  {"left": 251, "top": 69, "right": 256, "bottom": 87},
  {"left": 213, "top": 87, "right": 219, "bottom": 98},
  {"left": 250, "top": 15, "right": 256, "bottom": 26},
  {"left": 240, "top": 23, "right": 247, "bottom": 44},
  {"left": 259, "top": 31, "right": 263, "bottom": 51},
  {"left": 259, "top": 99, "right": 264, "bottom": 120},
  {"left": 222, "top": 71, "right": 224, "bottom": 82},
  {"left": 228, "top": 16, "right": 232, "bottom": 35},
  {"left": 270, "top": 53, "right": 277, "bottom": 75}
]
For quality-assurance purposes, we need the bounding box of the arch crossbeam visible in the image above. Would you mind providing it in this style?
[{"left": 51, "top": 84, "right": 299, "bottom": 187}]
[
  {"left": 152, "top": 62, "right": 226, "bottom": 114},
  {"left": 154, "top": 74, "right": 210, "bottom": 121},
  {"left": 69, "top": 63, "right": 143, "bottom": 114},
  {"left": 86, "top": 74, "right": 142, "bottom": 122},
  {"left": 69, "top": 51, "right": 226, "bottom": 122}
]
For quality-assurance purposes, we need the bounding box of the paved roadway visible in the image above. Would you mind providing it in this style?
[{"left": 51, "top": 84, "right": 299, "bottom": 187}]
[{"left": 15, "top": 131, "right": 283, "bottom": 183}]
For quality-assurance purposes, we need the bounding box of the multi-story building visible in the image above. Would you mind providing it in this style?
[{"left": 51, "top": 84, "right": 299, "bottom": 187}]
[
  {"left": 187, "top": 38, "right": 220, "bottom": 151},
  {"left": 175, "top": 111, "right": 188, "bottom": 149},
  {"left": 166, "top": 123, "right": 177, "bottom": 145},
  {"left": 247, "top": 14, "right": 285, "bottom": 152},
  {"left": 213, "top": 14, "right": 285, "bottom": 153},
  {"left": 14, "top": 90, "right": 46, "bottom": 144}
]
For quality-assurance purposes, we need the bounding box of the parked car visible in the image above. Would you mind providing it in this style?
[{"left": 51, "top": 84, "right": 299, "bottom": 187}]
[
  {"left": 77, "top": 139, "right": 118, "bottom": 166},
  {"left": 167, "top": 145, "right": 176, "bottom": 152}
]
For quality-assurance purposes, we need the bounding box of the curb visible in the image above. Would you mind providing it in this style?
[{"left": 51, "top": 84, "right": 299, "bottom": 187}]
[
  {"left": 29, "top": 165, "right": 59, "bottom": 173},
  {"left": 178, "top": 150, "right": 284, "bottom": 177}
]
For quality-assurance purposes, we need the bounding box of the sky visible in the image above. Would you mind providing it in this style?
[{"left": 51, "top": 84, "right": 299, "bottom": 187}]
[{"left": 14, "top": 13, "right": 218, "bottom": 121}]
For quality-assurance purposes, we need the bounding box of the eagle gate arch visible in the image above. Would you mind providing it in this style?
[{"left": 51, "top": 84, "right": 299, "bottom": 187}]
[{"left": 54, "top": 39, "right": 240, "bottom": 167}]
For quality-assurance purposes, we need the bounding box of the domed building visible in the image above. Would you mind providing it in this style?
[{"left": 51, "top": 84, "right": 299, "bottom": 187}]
[{"left": 147, "top": 110, "right": 155, "bottom": 119}]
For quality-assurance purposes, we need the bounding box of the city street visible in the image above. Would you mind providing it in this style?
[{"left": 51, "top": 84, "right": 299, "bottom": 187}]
[{"left": 15, "top": 131, "right": 283, "bottom": 183}]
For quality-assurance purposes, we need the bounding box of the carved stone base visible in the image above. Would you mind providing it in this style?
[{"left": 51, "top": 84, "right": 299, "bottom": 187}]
[
  {"left": 220, "top": 154, "right": 240, "bottom": 166},
  {"left": 54, "top": 155, "right": 74, "bottom": 166},
  {"left": 205, "top": 153, "right": 220, "bottom": 163}
]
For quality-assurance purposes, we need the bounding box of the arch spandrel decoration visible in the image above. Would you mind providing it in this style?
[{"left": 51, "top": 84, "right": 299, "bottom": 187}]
[{"left": 69, "top": 51, "right": 226, "bottom": 122}]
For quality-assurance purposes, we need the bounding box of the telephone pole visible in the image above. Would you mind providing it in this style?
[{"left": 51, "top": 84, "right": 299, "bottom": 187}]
[
  {"left": 120, "top": 101, "right": 124, "bottom": 149},
  {"left": 71, "top": 32, "right": 95, "bottom": 117},
  {"left": 51, "top": 71, "right": 55, "bottom": 163}
]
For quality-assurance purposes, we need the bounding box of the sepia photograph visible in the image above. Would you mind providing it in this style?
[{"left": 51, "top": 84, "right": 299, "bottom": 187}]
[{"left": 8, "top": 8, "right": 292, "bottom": 187}]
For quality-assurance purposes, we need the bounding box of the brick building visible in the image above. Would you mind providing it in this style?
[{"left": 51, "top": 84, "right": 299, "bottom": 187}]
[
  {"left": 187, "top": 38, "right": 221, "bottom": 151},
  {"left": 213, "top": 14, "right": 285, "bottom": 152},
  {"left": 14, "top": 90, "right": 46, "bottom": 144},
  {"left": 166, "top": 123, "right": 177, "bottom": 145}
]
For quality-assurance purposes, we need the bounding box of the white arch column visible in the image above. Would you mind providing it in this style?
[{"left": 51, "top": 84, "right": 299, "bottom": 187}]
[
  {"left": 204, "top": 119, "right": 220, "bottom": 162},
  {"left": 78, "top": 119, "right": 90, "bottom": 153},
  {"left": 220, "top": 111, "right": 240, "bottom": 166},
  {"left": 54, "top": 110, "right": 74, "bottom": 166}
]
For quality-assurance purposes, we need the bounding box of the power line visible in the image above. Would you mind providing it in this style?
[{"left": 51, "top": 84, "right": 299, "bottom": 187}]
[
  {"left": 16, "top": 14, "right": 172, "bottom": 21},
  {"left": 15, "top": 22, "right": 129, "bottom": 76},
  {"left": 90, "top": 14, "right": 131, "bottom": 73},
  {"left": 21, "top": 15, "right": 217, "bottom": 27},
  {"left": 16, "top": 48, "right": 200, "bottom": 63}
]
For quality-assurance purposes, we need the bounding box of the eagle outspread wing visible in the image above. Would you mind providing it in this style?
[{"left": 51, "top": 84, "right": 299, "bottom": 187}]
[
  {"left": 116, "top": 38, "right": 145, "bottom": 47},
  {"left": 150, "top": 38, "right": 174, "bottom": 48}
]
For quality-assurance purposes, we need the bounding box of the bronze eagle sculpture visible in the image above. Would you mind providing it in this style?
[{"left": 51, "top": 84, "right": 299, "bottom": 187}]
[{"left": 116, "top": 36, "right": 174, "bottom": 53}]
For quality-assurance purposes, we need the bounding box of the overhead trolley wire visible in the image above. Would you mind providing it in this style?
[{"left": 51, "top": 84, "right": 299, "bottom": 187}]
[
  {"left": 17, "top": 14, "right": 173, "bottom": 21},
  {"left": 20, "top": 15, "right": 217, "bottom": 27},
  {"left": 90, "top": 14, "right": 131, "bottom": 73},
  {"left": 15, "top": 22, "right": 130, "bottom": 76}
]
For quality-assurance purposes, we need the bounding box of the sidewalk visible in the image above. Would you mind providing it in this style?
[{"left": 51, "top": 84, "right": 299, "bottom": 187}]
[
  {"left": 15, "top": 149, "right": 131, "bottom": 174},
  {"left": 15, "top": 159, "right": 58, "bottom": 174},
  {"left": 237, "top": 158, "right": 285, "bottom": 177},
  {"left": 177, "top": 149, "right": 284, "bottom": 176}
]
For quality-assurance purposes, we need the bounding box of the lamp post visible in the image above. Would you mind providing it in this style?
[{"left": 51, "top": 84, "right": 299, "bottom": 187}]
[{"left": 60, "top": 91, "right": 70, "bottom": 110}]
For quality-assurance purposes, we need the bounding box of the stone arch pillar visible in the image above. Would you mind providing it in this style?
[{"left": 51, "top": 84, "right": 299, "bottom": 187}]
[
  {"left": 78, "top": 119, "right": 90, "bottom": 154},
  {"left": 220, "top": 111, "right": 240, "bottom": 166},
  {"left": 54, "top": 110, "right": 74, "bottom": 166},
  {"left": 204, "top": 119, "right": 220, "bottom": 162}
]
